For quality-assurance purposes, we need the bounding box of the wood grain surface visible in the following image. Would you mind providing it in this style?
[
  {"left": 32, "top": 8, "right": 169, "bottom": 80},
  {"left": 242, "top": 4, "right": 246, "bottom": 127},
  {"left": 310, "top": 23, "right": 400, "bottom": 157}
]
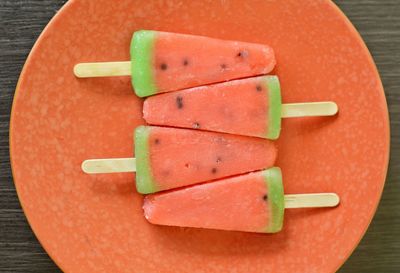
[{"left": 0, "top": 0, "right": 399, "bottom": 272}]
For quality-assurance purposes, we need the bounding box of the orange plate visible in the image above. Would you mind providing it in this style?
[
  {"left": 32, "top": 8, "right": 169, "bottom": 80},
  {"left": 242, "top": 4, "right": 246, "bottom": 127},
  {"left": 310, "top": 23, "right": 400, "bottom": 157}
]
[{"left": 10, "top": 1, "right": 389, "bottom": 272}]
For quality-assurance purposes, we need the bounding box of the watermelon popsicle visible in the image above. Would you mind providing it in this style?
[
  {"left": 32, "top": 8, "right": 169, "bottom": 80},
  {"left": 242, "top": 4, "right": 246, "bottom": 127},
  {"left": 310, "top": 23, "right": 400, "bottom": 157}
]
[
  {"left": 74, "top": 30, "right": 276, "bottom": 97},
  {"left": 81, "top": 126, "right": 277, "bottom": 194},
  {"left": 143, "top": 167, "right": 340, "bottom": 233},
  {"left": 144, "top": 75, "right": 338, "bottom": 139}
]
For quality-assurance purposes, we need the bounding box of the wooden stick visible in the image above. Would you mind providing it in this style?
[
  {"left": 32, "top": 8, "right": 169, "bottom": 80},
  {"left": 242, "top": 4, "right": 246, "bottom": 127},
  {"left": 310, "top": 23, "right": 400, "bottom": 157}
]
[
  {"left": 281, "top": 102, "right": 338, "bottom": 118},
  {"left": 81, "top": 158, "right": 136, "bottom": 174},
  {"left": 284, "top": 193, "right": 340, "bottom": 208},
  {"left": 74, "top": 61, "right": 131, "bottom": 78}
]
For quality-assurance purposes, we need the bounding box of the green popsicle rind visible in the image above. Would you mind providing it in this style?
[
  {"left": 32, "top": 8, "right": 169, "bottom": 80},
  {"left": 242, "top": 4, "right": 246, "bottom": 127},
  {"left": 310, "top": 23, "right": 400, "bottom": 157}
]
[
  {"left": 264, "top": 76, "right": 282, "bottom": 140},
  {"left": 263, "top": 167, "right": 284, "bottom": 233},
  {"left": 134, "top": 126, "right": 157, "bottom": 194},
  {"left": 131, "top": 30, "right": 158, "bottom": 97}
]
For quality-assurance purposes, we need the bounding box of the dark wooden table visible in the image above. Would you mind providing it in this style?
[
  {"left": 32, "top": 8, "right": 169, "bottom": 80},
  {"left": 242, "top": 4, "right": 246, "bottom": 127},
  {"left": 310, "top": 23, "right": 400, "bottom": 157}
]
[{"left": 0, "top": 1, "right": 399, "bottom": 272}]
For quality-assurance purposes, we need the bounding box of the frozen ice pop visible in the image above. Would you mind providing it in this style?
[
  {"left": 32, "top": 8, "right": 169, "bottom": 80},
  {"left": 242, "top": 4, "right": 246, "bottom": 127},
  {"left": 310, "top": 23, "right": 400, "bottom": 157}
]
[
  {"left": 144, "top": 75, "right": 338, "bottom": 139},
  {"left": 74, "top": 30, "right": 276, "bottom": 97},
  {"left": 82, "top": 126, "right": 277, "bottom": 194},
  {"left": 143, "top": 167, "right": 340, "bottom": 233}
]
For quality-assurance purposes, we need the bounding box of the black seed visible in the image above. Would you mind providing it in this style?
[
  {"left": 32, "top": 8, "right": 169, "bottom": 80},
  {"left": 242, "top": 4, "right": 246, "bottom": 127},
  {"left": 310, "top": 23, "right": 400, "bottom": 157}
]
[
  {"left": 211, "top": 168, "right": 217, "bottom": 174},
  {"left": 160, "top": 63, "right": 168, "bottom": 70},
  {"left": 154, "top": 138, "right": 160, "bottom": 144},
  {"left": 237, "top": 50, "right": 248, "bottom": 58},
  {"left": 176, "top": 96, "right": 184, "bottom": 109},
  {"left": 220, "top": 64, "right": 227, "bottom": 70},
  {"left": 193, "top": 122, "right": 200, "bottom": 129},
  {"left": 256, "top": 85, "right": 263, "bottom": 92},
  {"left": 183, "top": 59, "right": 189, "bottom": 66},
  {"left": 216, "top": 157, "right": 222, "bottom": 163},
  {"left": 263, "top": 194, "right": 268, "bottom": 201}
]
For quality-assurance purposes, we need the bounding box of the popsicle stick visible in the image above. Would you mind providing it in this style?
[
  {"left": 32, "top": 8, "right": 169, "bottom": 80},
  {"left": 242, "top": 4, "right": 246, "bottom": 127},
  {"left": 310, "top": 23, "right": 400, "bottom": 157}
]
[
  {"left": 281, "top": 102, "right": 338, "bottom": 118},
  {"left": 81, "top": 158, "right": 136, "bottom": 174},
  {"left": 74, "top": 61, "right": 131, "bottom": 78},
  {"left": 284, "top": 193, "right": 340, "bottom": 208}
]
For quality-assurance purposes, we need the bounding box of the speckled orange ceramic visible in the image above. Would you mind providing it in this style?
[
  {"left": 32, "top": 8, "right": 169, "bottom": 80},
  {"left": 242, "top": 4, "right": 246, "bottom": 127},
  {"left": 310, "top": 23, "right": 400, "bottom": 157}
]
[{"left": 10, "top": 1, "right": 389, "bottom": 272}]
